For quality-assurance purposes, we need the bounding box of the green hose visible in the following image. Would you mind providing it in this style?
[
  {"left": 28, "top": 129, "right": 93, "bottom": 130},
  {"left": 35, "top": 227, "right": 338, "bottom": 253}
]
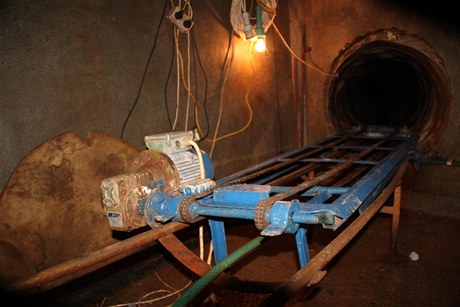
[{"left": 173, "top": 236, "right": 266, "bottom": 307}]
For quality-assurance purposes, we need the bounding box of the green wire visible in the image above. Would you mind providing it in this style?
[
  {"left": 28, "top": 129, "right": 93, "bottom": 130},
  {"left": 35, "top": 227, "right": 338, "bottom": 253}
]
[{"left": 173, "top": 236, "right": 266, "bottom": 306}]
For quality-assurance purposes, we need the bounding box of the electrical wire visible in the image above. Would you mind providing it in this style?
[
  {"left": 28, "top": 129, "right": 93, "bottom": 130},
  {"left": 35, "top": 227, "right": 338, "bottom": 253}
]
[
  {"left": 170, "top": 0, "right": 196, "bottom": 132},
  {"left": 206, "top": 29, "right": 235, "bottom": 155},
  {"left": 195, "top": 39, "right": 254, "bottom": 149},
  {"left": 184, "top": 31, "right": 192, "bottom": 131},
  {"left": 207, "top": 241, "right": 214, "bottom": 264},
  {"left": 230, "top": 0, "right": 277, "bottom": 38},
  {"left": 209, "top": 35, "right": 235, "bottom": 158},
  {"left": 271, "top": 29, "right": 282, "bottom": 155},
  {"left": 178, "top": 56, "right": 199, "bottom": 122},
  {"left": 172, "top": 28, "right": 181, "bottom": 130},
  {"left": 272, "top": 22, "right": 338, "bottom": 78},
  {"left": 104, "top": 270, "right": 191, "bottom": 307},
  {"left": 192, "top": 32, "right": 199, "bottom": 132},
  {"left": 183, "top": 0, "right": 193, "bottom": 18},
  {"left": 211, "top": 41, "right": 255, "bottom": 143},
  {"left": 175, "top": 36, "right": 196, "bottom": 101},
  {"left": 171, "top": 22, "right": 216, "bottom": 301},
  {"left": 191, "top": 27, "right": 234, "bottom": 156},
  {"left": 185, "top": 139, "right": 205, "bottom": 179},
  {"left": 120, "top": 0, "right": 168, "bottom": 139},
  {"left": 191, "top": 29, "right": 210, "bottom": 141},
  {"left": 172, "top": 28, "right": 202, "bottom": 134},
  {"left": 199, "top": 225, "right": 205, "bottom": 260},
  {"left": 164, "top": 33, "right": 176, "bottom": 130},
  {"left": 255, "top": 0, "right": 277, "bottom": 15},
  {"left": 185, "top": 139, "right": 206, "bottom": 288}
]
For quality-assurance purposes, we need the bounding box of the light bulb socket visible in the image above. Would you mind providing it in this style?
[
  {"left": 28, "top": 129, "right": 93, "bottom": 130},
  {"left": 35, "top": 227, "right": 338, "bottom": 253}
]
[
  {"left": 255, "top": 5, "right": 265, "bottom": 37},
  {"left": 242, "top": 12, "right": 255, "bottom": 40}
]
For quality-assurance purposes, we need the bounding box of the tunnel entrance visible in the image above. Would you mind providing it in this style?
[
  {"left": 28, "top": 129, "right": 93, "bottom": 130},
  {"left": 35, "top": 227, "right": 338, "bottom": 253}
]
[{"left": 328, "top": 29, "right": 451, "bottom": 152}]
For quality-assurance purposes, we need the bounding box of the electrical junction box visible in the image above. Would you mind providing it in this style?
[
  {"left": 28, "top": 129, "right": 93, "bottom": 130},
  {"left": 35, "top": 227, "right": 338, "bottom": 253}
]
[
  {"left": 144, "top": 130, "right": 194, "bottom": 154},
  {"left": 167, "top": 6, "right": 193, "bottom": 33}
]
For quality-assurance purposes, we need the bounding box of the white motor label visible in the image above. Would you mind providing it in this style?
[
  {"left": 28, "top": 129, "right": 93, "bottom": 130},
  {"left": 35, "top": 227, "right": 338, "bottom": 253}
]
[{"left": 107, "top": 211, "right": 123, "bottom": 228}]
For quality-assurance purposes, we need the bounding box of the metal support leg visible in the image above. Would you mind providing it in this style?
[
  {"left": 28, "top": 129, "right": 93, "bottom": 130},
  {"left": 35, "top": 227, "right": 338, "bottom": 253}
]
[
  {"left": 295, "top": 226, "right": 310, "bottom": 267},
  {"left": 208, "top": 219, "right": 228, "bottom": 263},
  {"left": 391, "top": 185, "right": 402, "bottom": 256}
]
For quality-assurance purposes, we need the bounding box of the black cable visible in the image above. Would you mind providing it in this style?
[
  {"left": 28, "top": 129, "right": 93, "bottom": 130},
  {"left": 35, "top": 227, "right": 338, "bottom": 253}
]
[
  {"left": 203, "top": 28, "right": 234, "bottom": 142},
  {"left": 271, "top": 29, "right": 282, "bottom": 155},
  {"left": 120, "top": 0, "right": 168, "bottom": 139},
  {"left": 220, "top": 28, "right": 235, "bottom": 83},
  {"left": 191, "top": 29, "right": 210, "bottom": 141},
  {"left": 164, "top": 31, "right": 175, "bottom": 131}
]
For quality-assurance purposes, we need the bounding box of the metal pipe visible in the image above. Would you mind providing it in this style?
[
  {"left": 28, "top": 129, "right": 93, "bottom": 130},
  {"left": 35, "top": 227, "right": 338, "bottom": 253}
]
[
  {"left": 420, "top": 158, "right": 459, "bottom": 167},
  {"left": 9, "top": 222, "right": 189, "bottom": 294},
  {"left": 261, "top": 161, "right": 408, "bottom": 306},
  {"left": 225, "top": 133, "right": 356, "bottom": 185},
  {"left": 265, "top": 146, "right": 346, "bottom": 186},
  {"left": 193, "top": 206, "right": 254, "bottom": 220},
  {"left": 291, "top": 213, "right": 321, "bottom": 224},
  {"left": 294, "top": 158, "right": 378, "bottom": 165},
  {"left": 267, "top": 162, "right": 319, "bottom": 186},
  {"left": 194, "top": 206, "right": 324, "bottom": 225},
  {"left": 391, "top": 185, "right": 402, "bottom": 256},
  {"left": 254, "top": 134, "right": 394, "bottom": 230}
]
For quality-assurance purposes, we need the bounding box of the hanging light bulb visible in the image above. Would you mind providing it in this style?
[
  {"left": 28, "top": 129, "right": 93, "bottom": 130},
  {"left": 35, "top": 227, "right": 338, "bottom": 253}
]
[
  {"left": 254, "top": 5, "right": 266, "bottom": 53},
  {"left": 254, "top": 36, "right": 266, "bottom": 53}
]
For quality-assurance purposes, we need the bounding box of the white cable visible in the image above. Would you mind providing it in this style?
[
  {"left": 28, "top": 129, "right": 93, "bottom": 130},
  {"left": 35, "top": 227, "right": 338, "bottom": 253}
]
[
  {"left": 272, "top": 23, "right": 338, "bottom": 78},
  {"left": 183, "top": 138, "right": 206, "bottom": 263},
  {"left": 199, "top": 225, "right": 205, "bottom": 260},
  {"left": 105, "top": 271, "right": 191, "bottom": 307},
  {"left": 185, "top": 139, "right": 205, "bottom": 179},
  {"left": 207, "top": 241, "right": 214, "bottom": 264},
  {"left": 185, "top": 139, "right": 217, "bottom": 304},
  {"left": 209, "top": 36, "right": 234, "bottom": 158},
  {"left": 172, "top": 28, "right": 181, "bottom": 130},
  {"left": 184, "top": 0, "right": 193, "bottom": 18},
  {"left": 184, "top": 31, "right": 191, "bottom": 131}
]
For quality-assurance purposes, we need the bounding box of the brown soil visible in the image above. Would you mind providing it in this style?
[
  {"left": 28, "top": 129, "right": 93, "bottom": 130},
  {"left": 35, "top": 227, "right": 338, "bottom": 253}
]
[{"left": 34, "top": 208, "right": 458, "bottom": 307}]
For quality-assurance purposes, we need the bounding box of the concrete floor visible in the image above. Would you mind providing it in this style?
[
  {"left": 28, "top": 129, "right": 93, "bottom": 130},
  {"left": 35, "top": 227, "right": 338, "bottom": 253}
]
[{"left": 8, "top": 208, "right": 459, "bottom": 306}]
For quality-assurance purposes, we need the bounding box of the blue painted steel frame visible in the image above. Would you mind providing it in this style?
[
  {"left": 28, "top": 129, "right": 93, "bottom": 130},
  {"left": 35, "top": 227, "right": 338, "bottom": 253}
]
[
  {"left": 206, "top": 133, "right": 415, "bottom": 267},
  {"left": 147, "top": 130, "right": 416, "bottom": 268}
]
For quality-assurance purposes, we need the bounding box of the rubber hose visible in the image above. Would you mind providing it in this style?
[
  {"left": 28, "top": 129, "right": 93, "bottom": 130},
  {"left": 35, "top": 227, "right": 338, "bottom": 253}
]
[{"left": 172, "top": 236, "right": 265, "bottom": 306}]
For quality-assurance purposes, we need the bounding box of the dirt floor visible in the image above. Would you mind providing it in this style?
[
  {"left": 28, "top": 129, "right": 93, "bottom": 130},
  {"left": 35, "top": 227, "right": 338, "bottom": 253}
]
[{"left": 8, "top": 208, "right": 460, "bottom": 306}]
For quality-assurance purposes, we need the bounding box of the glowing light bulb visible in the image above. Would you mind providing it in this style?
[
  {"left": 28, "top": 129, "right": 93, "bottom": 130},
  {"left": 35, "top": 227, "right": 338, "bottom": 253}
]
[{"left": 255, "top": 36, "right": 266, "bottom": 53}]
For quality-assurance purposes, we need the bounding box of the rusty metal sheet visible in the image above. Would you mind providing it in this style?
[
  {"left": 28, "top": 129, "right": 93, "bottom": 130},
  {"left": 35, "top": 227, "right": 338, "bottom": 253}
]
[{"left": 0, "top": 131, "right": 141, "bottom": 286}]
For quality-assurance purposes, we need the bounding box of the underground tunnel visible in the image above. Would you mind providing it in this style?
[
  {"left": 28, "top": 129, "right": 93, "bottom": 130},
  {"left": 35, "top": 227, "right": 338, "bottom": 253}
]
[
  {"left": 327, "top": 29, "right": 452, "bottom": 152},
  {"left": 1, "top": 1, "right": 459, "bottom": 306}
]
